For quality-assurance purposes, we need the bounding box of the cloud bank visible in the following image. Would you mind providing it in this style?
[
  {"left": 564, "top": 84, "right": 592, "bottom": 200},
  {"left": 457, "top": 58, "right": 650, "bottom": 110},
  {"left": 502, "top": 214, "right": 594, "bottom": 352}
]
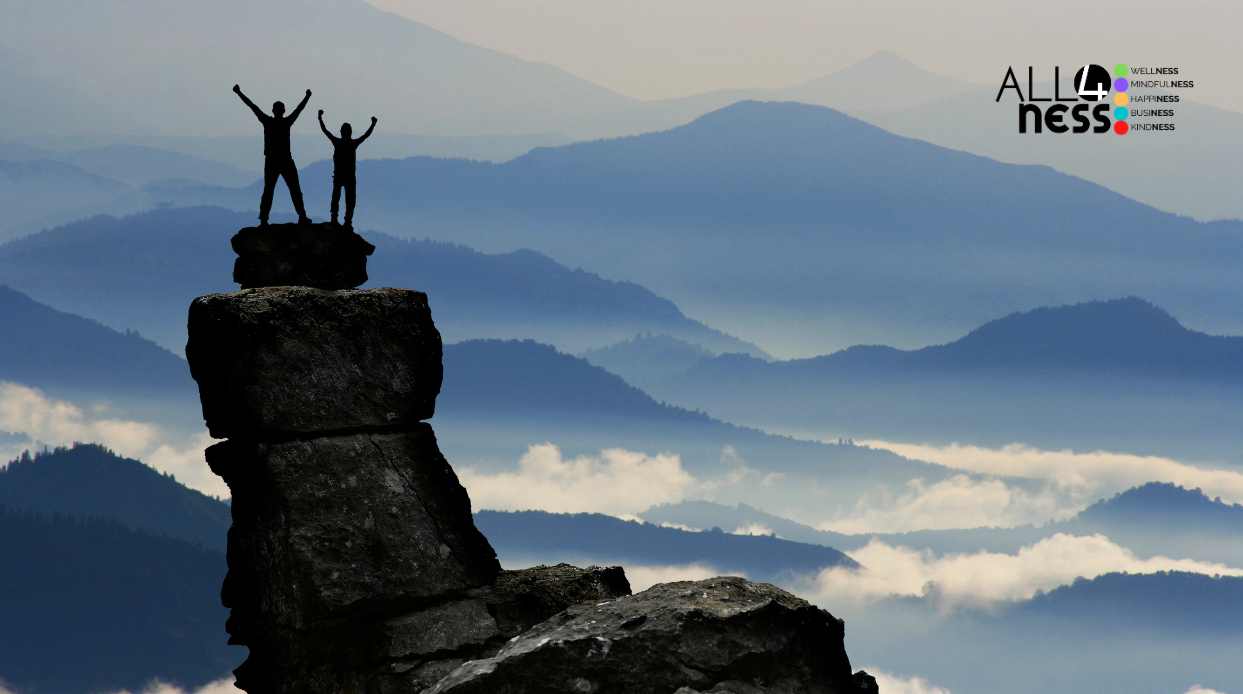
[
  {"left": 863, "top": 439, "right": 1243, "bottom": 506},
  {"left": 815, "top": 533, "right": 1243, "bottom": 609},
  {"left": 459, "top": 443, "right": 695, "bottom": 516},
  {"left": 822, "top": 474, "right": 1075, "bottom": 534},
  {"left": 460, "top": 443, "right": 781, "bottom": 518},
  {"left": 107, "top": 679, "right": 236, "bottom": 694},
  {"left": 866, "top": 670, "right": 953, "bottom": 694},
  {"left": 0, "top": 382, "right": 223, "bottom": 498}
]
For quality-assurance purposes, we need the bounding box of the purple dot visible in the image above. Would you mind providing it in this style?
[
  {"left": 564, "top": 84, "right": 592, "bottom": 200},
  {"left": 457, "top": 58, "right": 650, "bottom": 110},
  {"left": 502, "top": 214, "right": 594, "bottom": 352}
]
[{"left": 1114, "top": 77, "right": 1129, "bottom": 92}]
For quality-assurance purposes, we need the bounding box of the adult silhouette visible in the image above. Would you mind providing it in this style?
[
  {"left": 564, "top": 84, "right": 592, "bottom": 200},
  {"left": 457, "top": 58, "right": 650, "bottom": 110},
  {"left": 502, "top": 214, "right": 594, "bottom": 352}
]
[
  {"left": 318, "top": 110, "right": 377, "bottom": 228},
  {"left": 233, "top": 84, "right": 312, "bottom": 225}
]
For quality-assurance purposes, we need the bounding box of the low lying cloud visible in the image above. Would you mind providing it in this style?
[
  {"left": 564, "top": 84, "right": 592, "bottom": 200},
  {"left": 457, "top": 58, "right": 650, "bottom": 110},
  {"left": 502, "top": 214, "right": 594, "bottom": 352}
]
[
  {"left": 460, "top": 443, "right": 695, "bottom": 516},
  {"left": 0, "top": 382, "right": 224, "bottom": 498},
  {"left": 822, "top": 474, "right": 1076, "bottom": 534},
  {"left": 863, "top": 439, "right": 1243, "bottom": 506},
  {"left": 1185, "top": 687, "right": 1227, "bottom": 694},
  {"left": 106, "top": 679, "right": 237, "bottom": 694},
  {"left": 815, "top": 533, "right": 1243, "bottom": 610},
  {"left": 460, "top": 443, "right": 782, "bottom": 518},
  {"left": 866, "top": 669, "right": 953, "bottom": 694},
  {"left": 732, "top": 523, "right": 775, "bottom": 537},
  {"left": 623, "top": 563, "right": 743, "bottom": 592}
]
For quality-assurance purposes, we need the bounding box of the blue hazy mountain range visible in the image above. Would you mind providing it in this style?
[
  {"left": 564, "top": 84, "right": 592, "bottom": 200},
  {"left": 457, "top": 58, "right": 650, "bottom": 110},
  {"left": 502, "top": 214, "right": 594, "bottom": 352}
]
[
  {"left": 66, "top": 145, "right": 249, "bottom": 187},
  {"left": 9, "top": 0, "right": 1242, "bottom": 225},
  {"left": 0, "top": 445, "right": 229, "bottom": 550},
  {"left": 0, "top": 142, "right": 270, "bottom": 244},
  {"left": 0, "top": 507, "right": 233, "bottom": 694},
  {"left": 0, "top": 285, "right": 195, "bottom": 421},
  {"left": 475, "top": 510, "right": 856, "bottom": 584},
  {"left": 155, "top": 101, "right": 1243, "bottom": 356},
  {"left": 435, "top": 338, "right": 954, "bottom": 514},
  {"left": 846, "top": 570, "right": 1243, "bottom": 694},
  {"left": 637, "top": 297, "right": 1243, "bottom": 463},
  {"left": 0, "top": 159, "right": 142, "bottom": 244},
  {"left": 873, "top": 79, "right": 1243, "bottom": 222},
  {"left": 0, "top": 280, "right": 943, "bottom": 517},
  {"left": 644, "top": 482, "right": 1243, "bottom": 566},
  {"left": 5, "top": 446, "right": 1240, "bottom": 694},
  {"left": 582, "top": 333, "right": 715, "bottom": 390},
  {"left": 0, "top": 2, "right": 974, "bottom": 144},
  {"left": 0, "top": 143, "right": 261, "bottom": 245},
  {"left": 0, "top": 445, "right": 855, "bottom": 692},
  {"left": 1, "top": 0, "right": 635, "bottom": 139},
  {"left": 0, "top": 207, "right": 762, "bottom": 356}
]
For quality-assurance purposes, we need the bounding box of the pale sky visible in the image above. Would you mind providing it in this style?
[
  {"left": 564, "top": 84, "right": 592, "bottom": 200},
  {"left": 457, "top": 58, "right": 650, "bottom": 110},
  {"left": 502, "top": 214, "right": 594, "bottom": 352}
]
[{"left": 371, "top": 0, "right": 1241, "bottom": 111}]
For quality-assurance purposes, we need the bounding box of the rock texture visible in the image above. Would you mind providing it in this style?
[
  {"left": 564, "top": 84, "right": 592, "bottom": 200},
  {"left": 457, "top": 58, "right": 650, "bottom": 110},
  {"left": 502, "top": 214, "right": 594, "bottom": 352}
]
[
  {"left": 208, "top": 427, "right": 499, "bottom": 621},
  {"left": 232, "top": 223, "right": 375, "bottom": 290},
  {"left": 426, "top": 577, "right": 869, "bottom": 694},
  {"left": 375, "top": 564, "right": 633, "bottom": 692},
  {"left": 187, "top": 287, "right": 442, "bottom": 438},
  {"left": 187, "top": 260, "right": 632, "bottom": 692},
  {"left": 188, "top": 230, "right": 876, "bottom": 693}
]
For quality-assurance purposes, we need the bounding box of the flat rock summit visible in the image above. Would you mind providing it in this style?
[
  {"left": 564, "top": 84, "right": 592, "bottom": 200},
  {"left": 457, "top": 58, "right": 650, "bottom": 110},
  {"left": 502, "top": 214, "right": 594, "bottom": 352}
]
[
  {"left": 231, "top": 223, "right": 375, "bottom": 290},
  {"left": 186, "top": 225, "right": 876, "bottom": 693}
]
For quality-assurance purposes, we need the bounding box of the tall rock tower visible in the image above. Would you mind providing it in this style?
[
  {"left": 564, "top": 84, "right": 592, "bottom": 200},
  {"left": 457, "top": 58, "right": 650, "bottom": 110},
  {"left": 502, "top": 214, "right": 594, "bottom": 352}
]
[
  {"left": 187, "top": 222, "right": 875, "bottom": 694},
  {"left": 187, "top": 224, "right": 628, "bottom": 692}
]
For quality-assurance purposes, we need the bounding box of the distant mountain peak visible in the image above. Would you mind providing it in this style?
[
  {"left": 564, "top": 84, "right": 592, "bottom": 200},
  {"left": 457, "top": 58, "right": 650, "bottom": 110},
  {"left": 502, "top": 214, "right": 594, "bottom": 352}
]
[
  {"left": 954, "top": 297, "right": 1191, "bottom": 353},
  {"left": 849, "top": 50, "right": 921, "bottom": 72},
  {"left": 1083, "top": 482, "right": 1241, "bottom": 517}
]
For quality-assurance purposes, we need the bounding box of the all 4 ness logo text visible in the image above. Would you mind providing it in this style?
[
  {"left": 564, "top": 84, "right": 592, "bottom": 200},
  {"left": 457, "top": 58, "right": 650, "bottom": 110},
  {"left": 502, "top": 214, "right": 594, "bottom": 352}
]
[{"left": 996, "top": 64, "right": 1130, "bottom": 135}]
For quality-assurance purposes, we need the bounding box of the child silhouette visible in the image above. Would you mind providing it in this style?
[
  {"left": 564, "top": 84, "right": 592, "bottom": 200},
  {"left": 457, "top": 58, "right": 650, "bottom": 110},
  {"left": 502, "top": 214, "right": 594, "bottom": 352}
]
[{"left": 318, "top": 110, "right": 377, "bottom": 228}]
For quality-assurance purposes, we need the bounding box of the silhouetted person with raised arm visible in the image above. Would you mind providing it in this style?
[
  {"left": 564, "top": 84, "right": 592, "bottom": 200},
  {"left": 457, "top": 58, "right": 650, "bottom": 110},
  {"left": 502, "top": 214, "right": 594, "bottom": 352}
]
[
  {"left": 318, "top": 109, "right": 377, "bottom": 228},
  {"left": 233, "top": 84, "right": 312, "bottom": 225}
]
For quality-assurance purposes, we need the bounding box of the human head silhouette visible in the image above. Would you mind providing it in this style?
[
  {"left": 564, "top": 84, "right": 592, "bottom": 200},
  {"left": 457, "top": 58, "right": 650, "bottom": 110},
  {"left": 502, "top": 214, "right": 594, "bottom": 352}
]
[
  {"left": 341, "top": 122, "right": 353, "bottom": 138},
  {"left": 272, "top": 101, "right": 286, "bottom": 117}
]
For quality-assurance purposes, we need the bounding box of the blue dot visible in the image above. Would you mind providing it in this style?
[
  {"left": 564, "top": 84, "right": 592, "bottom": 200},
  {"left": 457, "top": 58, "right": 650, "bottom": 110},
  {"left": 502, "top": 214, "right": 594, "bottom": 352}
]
[{"left": 1114, "top": 106, "right": 1129, "bottom": 120}]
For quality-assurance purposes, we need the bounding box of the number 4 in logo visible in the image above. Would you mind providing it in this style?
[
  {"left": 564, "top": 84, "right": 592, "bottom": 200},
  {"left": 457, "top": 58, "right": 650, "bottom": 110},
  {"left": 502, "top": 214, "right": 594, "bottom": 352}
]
[{"left": 1075, "top": 64, "right": 1111, "bottom": 101}]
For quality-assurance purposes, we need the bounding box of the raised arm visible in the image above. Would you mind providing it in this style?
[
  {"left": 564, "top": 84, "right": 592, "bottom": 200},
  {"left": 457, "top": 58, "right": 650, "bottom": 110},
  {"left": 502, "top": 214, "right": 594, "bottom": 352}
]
[
  {"left": 317, "top": 109, "right": 338, "bottom": 142},
  {"left": 288, "top": 89, "right": 312, "bottom": 122},
  {"left": 355, "top": 116, "right": 378, "bottom": 145},
  {"left": 232, "top": 84, "right": 267, "bottom": 122}
]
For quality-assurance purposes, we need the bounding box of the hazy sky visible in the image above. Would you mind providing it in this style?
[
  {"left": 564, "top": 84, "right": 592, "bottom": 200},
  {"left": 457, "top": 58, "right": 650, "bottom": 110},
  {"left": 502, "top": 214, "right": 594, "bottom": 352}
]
[{"left": 373, "top": 0, "right": 1240, "bottom": 110}]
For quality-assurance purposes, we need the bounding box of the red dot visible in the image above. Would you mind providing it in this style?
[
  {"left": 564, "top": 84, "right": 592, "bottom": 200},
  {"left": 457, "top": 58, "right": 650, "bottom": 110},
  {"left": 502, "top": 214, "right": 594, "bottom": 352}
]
[{"left": 1114, "top": 121, "right": 1129, "bottom": 135}]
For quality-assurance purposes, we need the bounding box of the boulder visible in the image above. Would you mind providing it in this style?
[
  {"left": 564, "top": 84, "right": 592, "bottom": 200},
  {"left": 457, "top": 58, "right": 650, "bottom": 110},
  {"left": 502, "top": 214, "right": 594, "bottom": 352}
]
[
  {"left": 222, "top": 561, "right": 629, "bottom": 693},
  {"left": 208, "top": 425, "right": 500, "bottom": 627},
  {"left": 484, "top": 562, "right": 632, "bottom": 639},
  {"left": 232, "top": 223, "right": 375, "bottom": 290},
  {"left": 187, "top": 286, "right": 442, "bottom": 438},
  {"left": 374, "top": 564, "right": 632, "bottom": 692},
  {"left": 426, "top": 576, "right": 872, "bottom": 694}
]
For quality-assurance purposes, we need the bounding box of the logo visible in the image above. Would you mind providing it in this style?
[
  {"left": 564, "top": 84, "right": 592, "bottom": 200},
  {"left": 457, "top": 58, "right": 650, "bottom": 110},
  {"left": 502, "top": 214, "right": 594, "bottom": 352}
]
[
  {"left": 995, "top": 65, "right": 1114, "bottom": 135},
  {"left": 995, "top": 63, "right": 1192, "bottom": 136}
]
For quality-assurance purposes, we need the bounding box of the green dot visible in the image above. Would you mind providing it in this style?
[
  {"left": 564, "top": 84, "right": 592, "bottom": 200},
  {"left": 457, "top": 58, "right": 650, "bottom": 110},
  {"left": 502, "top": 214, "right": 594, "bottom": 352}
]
[{"left": 1114, "top": 63, "right": 1129, "bottom": 77}]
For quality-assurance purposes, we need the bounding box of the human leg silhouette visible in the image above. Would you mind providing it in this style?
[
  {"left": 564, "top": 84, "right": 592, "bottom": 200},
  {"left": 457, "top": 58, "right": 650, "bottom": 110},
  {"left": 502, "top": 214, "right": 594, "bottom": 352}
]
[
  {"left": 330, "top": 175, "right": 343, "bottom": 225},
  {"left": 259, "top": 158, "right": 280, "bottom": 224},
  {"left": 279, "top": 159, "right": 310, "bottom": 223},
  {"left": 343, "top": 179, "right": 356, "bottom": 227}
]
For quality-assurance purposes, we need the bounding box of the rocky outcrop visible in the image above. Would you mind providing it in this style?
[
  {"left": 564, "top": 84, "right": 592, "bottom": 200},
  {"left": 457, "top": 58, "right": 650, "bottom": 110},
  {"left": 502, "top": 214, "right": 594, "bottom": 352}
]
[
  {"left": 187, "top": 287, "right": 441, "bottom": 438},
  {"left": 427, "top": 577, "right": 870, "bottom": 694},
  {"left": 376, "top": 564, "right": 632, "bottom": 692},
  {"left": 232, "top": 223, "right": 374, "bottom": 290},
  {"left": 188, "top": 227, "right": 876, "bottom": 693},
  {"left": 188, "top": 264, "right": 632, "bottom": 692}
]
